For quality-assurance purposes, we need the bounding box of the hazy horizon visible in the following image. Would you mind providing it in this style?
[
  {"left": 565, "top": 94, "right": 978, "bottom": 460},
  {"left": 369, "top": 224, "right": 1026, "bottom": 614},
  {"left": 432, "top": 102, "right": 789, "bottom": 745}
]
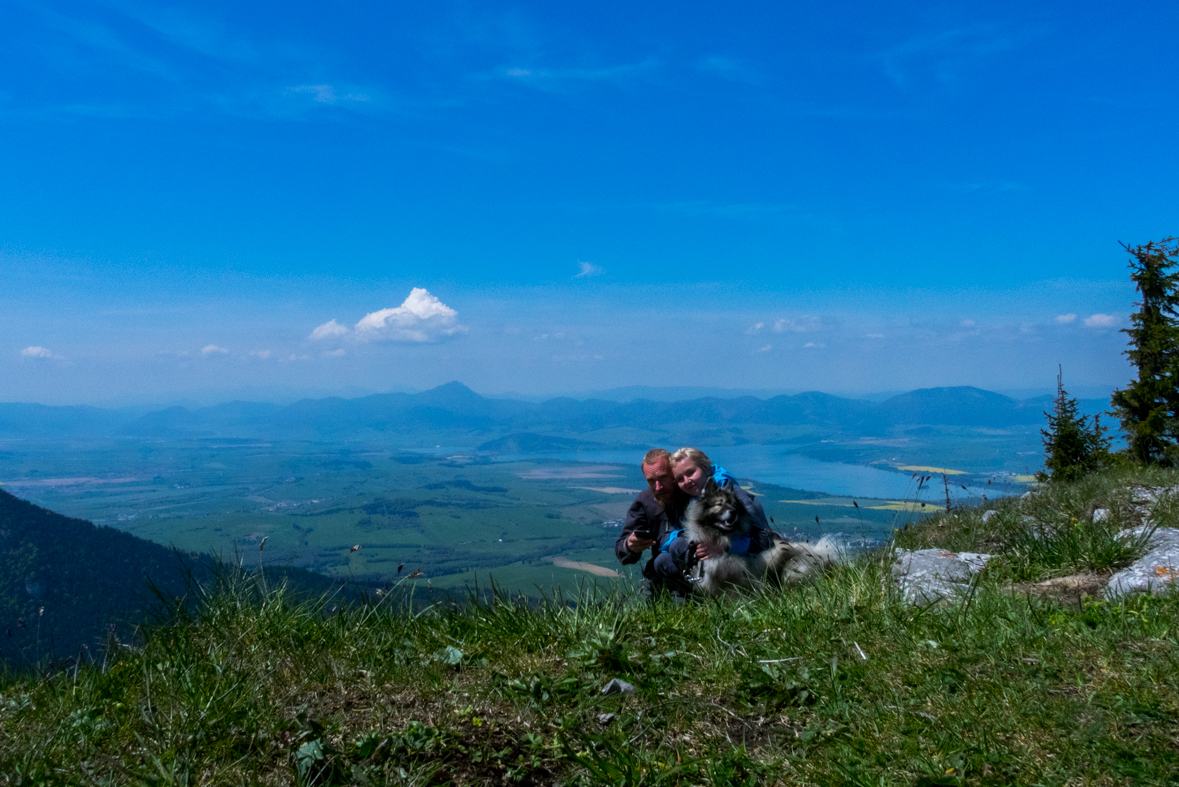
[{"left": 0, "top": 378, "right": 1118, "bottom": 411}]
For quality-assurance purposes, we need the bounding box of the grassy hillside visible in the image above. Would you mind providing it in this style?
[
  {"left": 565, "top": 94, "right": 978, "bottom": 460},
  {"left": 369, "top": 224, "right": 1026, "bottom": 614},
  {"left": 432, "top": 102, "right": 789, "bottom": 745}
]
[{"left": 2, "top": 468, "right": 1177, "bottom": 785}]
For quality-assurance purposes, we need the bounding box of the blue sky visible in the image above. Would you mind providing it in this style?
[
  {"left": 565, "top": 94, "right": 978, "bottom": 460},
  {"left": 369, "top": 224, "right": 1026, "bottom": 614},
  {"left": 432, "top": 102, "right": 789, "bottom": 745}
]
[{"left": 3, "top": 0, "right": 1177, "bottom": 404}]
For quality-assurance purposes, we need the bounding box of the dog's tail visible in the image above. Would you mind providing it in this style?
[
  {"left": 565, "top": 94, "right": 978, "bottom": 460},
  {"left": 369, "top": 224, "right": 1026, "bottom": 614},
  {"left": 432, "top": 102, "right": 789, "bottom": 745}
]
[
  {"left": 803, "top": 535, "right": 845, "bottom": 565},
  {"left": 776, "top": 535, "right": 844, "bottom": 585}
]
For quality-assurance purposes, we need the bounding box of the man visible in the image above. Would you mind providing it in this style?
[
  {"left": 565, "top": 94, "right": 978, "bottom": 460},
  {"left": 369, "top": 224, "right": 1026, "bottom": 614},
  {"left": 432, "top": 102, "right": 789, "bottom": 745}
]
[{"left": 615, "top": 448, "right": 691, "bottom": 596}]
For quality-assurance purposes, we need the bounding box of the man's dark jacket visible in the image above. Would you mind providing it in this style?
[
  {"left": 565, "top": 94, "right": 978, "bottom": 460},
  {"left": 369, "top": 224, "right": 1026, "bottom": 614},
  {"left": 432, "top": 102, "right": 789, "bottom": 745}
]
[{"left": 614, "top": 489, "right": 686, "bottom": 575}]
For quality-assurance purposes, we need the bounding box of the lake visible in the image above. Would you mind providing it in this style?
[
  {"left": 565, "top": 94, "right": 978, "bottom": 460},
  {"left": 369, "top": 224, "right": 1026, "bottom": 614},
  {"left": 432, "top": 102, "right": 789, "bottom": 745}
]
[{"left": 496, "top": 445, "right": 978, "bottom": 500}]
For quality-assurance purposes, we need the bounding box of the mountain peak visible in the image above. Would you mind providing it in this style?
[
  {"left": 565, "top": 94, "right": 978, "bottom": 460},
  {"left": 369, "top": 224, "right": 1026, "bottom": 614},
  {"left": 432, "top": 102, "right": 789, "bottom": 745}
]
[
  {"left": 426, "top": 381, "right": 478, "bottom": 396},
  {"left": 412, "top": 381, "right": 486, "bottom": 408}
]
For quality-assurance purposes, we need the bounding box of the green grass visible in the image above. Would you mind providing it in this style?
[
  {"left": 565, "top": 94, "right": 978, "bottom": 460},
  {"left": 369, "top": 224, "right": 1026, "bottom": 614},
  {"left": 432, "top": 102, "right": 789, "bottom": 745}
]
[
  {"left": 4, "top": 465, "right": 1179, "bottom": 786},
  {"left": 895, "top": 465, "right": 1179, "bottom": 583}
]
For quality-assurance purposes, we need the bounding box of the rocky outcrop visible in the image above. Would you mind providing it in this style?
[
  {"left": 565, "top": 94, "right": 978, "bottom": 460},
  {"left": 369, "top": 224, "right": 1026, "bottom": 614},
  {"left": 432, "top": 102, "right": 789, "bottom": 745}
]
[
  {"left": 892, "top": 548, "right": 994, "bottom": 604},
  {"left": 893, "top": 486, "right": 1179, "bottom": 604},
  {"left": 1104, "top": 526, "right": 1179, "bottom": 599}
]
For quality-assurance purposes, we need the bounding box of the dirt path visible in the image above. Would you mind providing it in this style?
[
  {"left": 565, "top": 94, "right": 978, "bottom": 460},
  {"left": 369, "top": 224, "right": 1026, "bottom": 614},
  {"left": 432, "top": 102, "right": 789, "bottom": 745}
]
[
  {"left": 1011, "top": 572, "right": 1108, "bottom": 605},
  {"left": 551, "top": 557, "right": 621, "bottom": 578}
]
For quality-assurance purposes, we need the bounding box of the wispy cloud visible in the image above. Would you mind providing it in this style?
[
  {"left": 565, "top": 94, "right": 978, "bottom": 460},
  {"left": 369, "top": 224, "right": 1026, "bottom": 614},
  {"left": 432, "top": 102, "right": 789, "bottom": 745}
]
[
  {"left": 285, "top": 84, "right": 371, "bottom": 105},
  {"left": 756, "top": 344, "right": 772, "bottom": 353},
  {"left": 878, "top": 24, "right": 1027, "bottom": 89},
  {"left": 201, "top": 344, "right": 229, "bottom": 356},
  {"left": 31, "top": 5, "right": 180, "bottom": 81},
  {"left": 950, "top": 321, "right": 982, "bottom": 340},
  {"left": 575, "top": 261, "right": 602, "bottom": 277},
  {"left": 20, "top": 346, "right": 58, "bottom": 360},
  {"left": 1055, "top": 313, "right": 1077, "bottom": 324},
  {"left": 11, "top": 2, "right": 388, "bottom": 123},
  {"left": 774, "top": 316, "right": 824, "bottom": 333},
  {"left": 695, "top": 55, "right": 761, "bottom": 84},
  {"left": 495, "top": 58, "right": 659, "bottom": 90},
  {"left": 111, "top": 4, "right": 275, "bottom": 66},
  {"left": 745, "top": 322, "right": 765, "bottom": 335}
]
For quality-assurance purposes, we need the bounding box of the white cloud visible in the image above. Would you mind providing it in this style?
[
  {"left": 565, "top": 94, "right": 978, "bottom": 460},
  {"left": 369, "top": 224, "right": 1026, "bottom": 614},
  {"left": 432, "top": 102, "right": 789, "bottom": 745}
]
[
  {"left": 1055, "top": 313, "right": 1077, "bottom": 324},
  {"left": 803, "top": 342, "right": 826, "bottom": 349},
  {"left": 756, "top": 344, "right": 772, "bottom": 353},
  {"left": 20, "top": 346, "right": 57, "bottom": 359},
  {"left": 745, "top": 322, "right": 765, "bottom": 335},
  {"left": 960, "top": 319, "right": 976, "bottom": 328},
  {"left": 866, "top": 333, "right": 885, "bottom": 339},
  {"left": 575, "top": 261, "right": 602, "bottom": 277},
  {"left": 250, "top": 350, "right": 272, "bottom": 359},
  {"left": 1083, "top": 313, "right": 1116, "bottom": 328},
  {"left": 322, "top": 348, "right": 346, "bottom": 357},
  {"left": 774, "top": 316, "right": 823, "bottom": 333},
  {"left": 310, "top": 319, "right": 349, "bottom": 340},
  {"left": 354, "top": 288, "right": 467, "bottom": 343},
  {"left": 201, "top": 344, "right": 229, "bottom": 356}
]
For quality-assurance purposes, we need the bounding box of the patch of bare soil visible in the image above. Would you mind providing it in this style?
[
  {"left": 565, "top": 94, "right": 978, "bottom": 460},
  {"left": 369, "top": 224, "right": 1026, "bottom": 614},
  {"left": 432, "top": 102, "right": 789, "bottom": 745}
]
[
  {"left": 1012, "top": 572, "right": 1109, "bottom": 605},
  {"left": 517, "top": 466, "right": 622, "bottom": 480},
  {"left": 551, "top": 556, "right": 621, "bottom": 578}
]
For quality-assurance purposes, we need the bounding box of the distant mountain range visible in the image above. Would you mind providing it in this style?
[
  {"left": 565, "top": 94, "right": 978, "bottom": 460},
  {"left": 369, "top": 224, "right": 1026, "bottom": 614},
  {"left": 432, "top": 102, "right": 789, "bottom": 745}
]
[{"left": 0, "top": 382, "right": 1111, "bottom": 448}]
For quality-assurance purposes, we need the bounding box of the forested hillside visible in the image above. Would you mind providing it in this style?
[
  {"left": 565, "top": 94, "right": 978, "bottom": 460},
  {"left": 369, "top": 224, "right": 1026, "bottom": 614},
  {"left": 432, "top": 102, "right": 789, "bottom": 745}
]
[{"left": 0, "top": 489, "right": 345, "bottom": 668}]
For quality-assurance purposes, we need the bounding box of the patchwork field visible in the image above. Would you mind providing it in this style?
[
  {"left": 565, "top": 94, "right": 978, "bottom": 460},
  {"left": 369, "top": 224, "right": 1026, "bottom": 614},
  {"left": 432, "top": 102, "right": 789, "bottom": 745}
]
[{"left": 0, "top": 438, "right": 927, "bottom": 594}]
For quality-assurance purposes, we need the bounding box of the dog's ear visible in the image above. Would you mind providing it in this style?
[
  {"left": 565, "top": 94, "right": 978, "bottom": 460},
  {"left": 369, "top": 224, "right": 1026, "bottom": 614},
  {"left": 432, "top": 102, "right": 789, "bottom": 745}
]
[{"left": 703, "top": 477, "right": 718, "bottom": 496}]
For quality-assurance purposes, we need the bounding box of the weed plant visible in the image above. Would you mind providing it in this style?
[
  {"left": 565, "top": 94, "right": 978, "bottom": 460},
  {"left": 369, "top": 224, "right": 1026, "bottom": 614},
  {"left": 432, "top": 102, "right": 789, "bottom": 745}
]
[{"left": 2, "top": 469, "right": 1179, "bottom": 785}]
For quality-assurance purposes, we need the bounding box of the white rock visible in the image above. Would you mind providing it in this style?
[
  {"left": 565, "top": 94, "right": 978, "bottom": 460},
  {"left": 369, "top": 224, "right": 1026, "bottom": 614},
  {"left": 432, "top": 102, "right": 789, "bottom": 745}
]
[
  {"left": 1128, "top": 486, "right": 1161, "bottom": 505},
  {"left": 1092, "top": 508, "right": 1110, "bottom": 523},
  {"left": 892, "top": 548, "right": 994, "bottom": 605},
  {"left": 601, "top": 678, "right": 635, "bottom": 696},
  {"left": 1103, "top": 527, "right": 1179, "bottom": 600},
  {"left": 981, "top": 510, "right": 999, "bottom": 523},
  {"left": 1021, "top": 515, "right": 1049, "bottom": 541}
]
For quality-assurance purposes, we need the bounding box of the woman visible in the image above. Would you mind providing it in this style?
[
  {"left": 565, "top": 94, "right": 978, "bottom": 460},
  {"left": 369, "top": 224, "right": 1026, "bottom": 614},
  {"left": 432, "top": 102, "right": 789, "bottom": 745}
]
[
  {"left": 654, "top": 447, "right": 773, "bottom": 572},
  {"left": 670, "top": 447, "right": 769, "bottom": 529}
]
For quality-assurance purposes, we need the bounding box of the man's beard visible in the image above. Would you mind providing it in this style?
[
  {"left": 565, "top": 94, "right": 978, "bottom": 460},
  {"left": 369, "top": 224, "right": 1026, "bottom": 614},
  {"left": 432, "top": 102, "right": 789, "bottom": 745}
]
[{"left": 654, "top": 489, "right": 680, "bottom": 509}]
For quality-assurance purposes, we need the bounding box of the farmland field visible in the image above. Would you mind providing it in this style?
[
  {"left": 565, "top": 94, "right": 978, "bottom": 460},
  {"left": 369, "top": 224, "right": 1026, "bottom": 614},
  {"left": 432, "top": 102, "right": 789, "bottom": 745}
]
[{"left": 0, "top": 437, "right": 934, "bottom": 594}]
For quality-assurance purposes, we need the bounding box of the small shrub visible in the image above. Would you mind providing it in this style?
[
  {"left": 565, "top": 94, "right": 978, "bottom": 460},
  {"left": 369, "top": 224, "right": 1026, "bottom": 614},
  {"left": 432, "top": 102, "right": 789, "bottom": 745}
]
[{"left": 1040, "top": 367, "right": 1111, "bottom": 483}]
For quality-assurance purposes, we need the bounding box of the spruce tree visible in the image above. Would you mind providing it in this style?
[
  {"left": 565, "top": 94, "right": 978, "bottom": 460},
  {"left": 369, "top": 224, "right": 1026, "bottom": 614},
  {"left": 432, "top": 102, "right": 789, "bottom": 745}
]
[
  {"left": 1110, "top": 237, "right": 1179, "bottom": 465},
  {"left": 1041, "top": 367, "right": 1110, "bottom": 482}
]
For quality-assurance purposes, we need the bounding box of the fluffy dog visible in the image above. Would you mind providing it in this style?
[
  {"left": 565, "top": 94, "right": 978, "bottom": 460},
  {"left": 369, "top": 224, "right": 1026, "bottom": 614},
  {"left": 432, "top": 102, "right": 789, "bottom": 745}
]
[{"left": 681, "top": 479, "right": 841, "bottom": 596}]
